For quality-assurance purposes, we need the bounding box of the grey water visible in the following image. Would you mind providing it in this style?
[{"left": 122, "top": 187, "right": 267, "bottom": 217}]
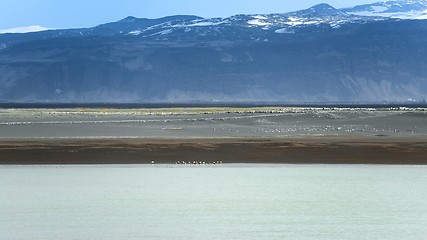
[{"left": 1, "top": 164, "right": 427, "bottom": 240}]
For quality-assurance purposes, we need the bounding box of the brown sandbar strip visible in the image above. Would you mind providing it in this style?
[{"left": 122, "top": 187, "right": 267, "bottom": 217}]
[{"left": 0, "top": 136, "right": 426, "bottom": 165}]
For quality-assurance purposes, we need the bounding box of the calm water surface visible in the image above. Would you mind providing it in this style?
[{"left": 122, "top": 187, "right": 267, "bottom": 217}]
[{"left": 1, "top": 164, "right": 427, "bottom": 240}]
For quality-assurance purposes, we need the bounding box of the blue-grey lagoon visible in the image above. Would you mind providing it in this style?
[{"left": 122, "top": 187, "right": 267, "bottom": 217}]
[{"left": 1, "top": 164, "right": 427, "bottom": 240}]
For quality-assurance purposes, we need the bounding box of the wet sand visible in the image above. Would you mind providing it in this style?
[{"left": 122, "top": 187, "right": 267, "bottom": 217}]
[{"left": 1, "top": 136, "right": 427, "bottom": 165}]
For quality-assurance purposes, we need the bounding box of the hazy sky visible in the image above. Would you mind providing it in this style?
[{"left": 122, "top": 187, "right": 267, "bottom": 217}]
[{"left": 0, "top": 0, "right": 378, "bottom": 29}]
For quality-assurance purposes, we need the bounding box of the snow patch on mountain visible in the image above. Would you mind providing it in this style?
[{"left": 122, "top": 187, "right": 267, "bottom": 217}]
[
  {"left": 128, "top": 30, "right": 142, "bottom": 36},
  {"left": 275, "top": 28, "right": 295, "bottom": 34},
  {"left": 254, "top": 15, "right": 268, "bottom": 20},
  {"left": 343, "top": 0, "right": 427, "bottom": 19},
  {"left": 247, "top": 19, "right": 271, "bottom": 26},
  {"left": 285, "top": 17, "right": 305, "bottom": 26},
  {"left": 186, "top": 21, "right": 228, "bottom": 27},
  {"left": 170, "top": 19, "right": 229, "bottom": 28},
  {"left": 347, "top": 9, "right": 427, "bottom": 19},
  {"left": 0, "top": 25, "right": 51, "bottom": 34},
  {"left": 148, "top": 29, "right": 173, "bottom": 36}
]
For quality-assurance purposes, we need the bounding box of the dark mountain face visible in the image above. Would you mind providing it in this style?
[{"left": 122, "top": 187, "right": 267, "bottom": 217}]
[{"left": 1, "top": 4, "right": 427, "bottom": 103}]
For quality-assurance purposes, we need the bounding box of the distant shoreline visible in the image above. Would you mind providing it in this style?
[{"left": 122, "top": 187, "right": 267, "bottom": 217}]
[
  {"left": 1, "top": 136, "right": 426, "bottom": 165},
  {"left": 1, "top": 108, "right": 426, "bottom": 165},
  {"left": 1, "top": 103, "right": 427, "bottom": 109}
]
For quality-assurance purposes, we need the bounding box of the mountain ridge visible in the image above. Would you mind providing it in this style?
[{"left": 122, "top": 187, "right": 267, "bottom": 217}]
[{"left": 3, "top": 1, "right": 426, "bottom": 36}]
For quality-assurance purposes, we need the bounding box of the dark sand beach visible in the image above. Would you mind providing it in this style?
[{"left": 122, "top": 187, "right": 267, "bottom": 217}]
[
  {"left": 1, "top": 137, "right": 427, "bottom": 165},
  {"left": 1, "top": 107, "right": 426, "bottom": 165}
]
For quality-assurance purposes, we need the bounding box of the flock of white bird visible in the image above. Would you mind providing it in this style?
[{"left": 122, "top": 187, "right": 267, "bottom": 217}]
[{"left": 150, "top": 160, "right": 223, "bottom": 165}]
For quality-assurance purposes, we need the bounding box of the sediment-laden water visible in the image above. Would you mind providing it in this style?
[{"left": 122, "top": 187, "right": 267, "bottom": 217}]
[{"left": 1, "top": 164, "right": 426, "bottom": 240}]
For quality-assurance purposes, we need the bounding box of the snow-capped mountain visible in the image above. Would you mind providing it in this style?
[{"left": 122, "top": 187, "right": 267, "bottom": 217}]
[
  {"left": 110, "top": 3, "right": 383, "bottom": 41},
  {"left": 122, "top": 3, "right": 381, "bottom": 37},
  {"left": 1, "top": 3, "right": 427, "bottom": 103},
  {"left": 342, "top": 0, "right": 427, "bottom": 19},
  {"left": 0, "top": 4, "right": 384, "bottom": 46},
  {"left": 0, "top": 1, "right": 424, "bottom": 41}
]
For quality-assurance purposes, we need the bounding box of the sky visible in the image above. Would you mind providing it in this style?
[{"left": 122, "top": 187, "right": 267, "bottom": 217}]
[{"left": 0, "top": 0, "right": 378, "bottom": 30}]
